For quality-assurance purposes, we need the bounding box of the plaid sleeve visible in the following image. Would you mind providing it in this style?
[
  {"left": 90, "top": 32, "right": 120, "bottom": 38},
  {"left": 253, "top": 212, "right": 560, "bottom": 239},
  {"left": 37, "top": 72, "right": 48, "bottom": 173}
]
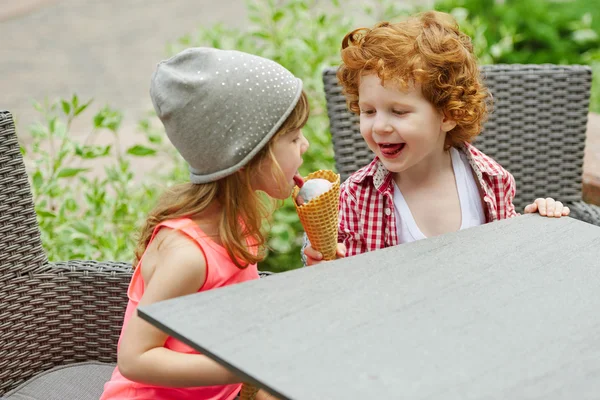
[
  {"left": 502, "top": 170, "right": 519, "bottom": 218},
  {"left": 338, "top": 184, "right": 367, "bottom": 257},
  {"left": 300, "top": 233, "right": 310, "bottom": 267}
]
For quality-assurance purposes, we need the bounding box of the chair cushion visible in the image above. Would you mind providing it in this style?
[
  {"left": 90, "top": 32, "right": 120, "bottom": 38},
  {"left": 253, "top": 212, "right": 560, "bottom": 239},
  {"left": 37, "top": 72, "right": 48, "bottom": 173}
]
[{"left": 4, "top": 362, "right": 115, "bottom": 400}]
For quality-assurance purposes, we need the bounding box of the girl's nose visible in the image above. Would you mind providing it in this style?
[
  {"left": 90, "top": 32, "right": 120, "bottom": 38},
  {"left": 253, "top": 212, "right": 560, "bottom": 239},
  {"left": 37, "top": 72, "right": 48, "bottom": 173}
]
[{"left": 301, "top": 135, "right": 309, "bottom": 153}]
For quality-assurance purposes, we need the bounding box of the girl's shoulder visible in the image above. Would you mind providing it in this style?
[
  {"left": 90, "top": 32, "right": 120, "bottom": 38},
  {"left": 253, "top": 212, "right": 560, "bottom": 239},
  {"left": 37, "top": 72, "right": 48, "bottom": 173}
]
[{"left": 141, "top": 219, "right": 209, "bottom": 284}]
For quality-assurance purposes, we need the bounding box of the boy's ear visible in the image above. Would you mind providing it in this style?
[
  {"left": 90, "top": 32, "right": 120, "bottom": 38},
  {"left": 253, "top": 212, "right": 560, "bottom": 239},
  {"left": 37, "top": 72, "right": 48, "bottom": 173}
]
[{"left": 441, "top": 114, "right": 457, "bottom": 133}]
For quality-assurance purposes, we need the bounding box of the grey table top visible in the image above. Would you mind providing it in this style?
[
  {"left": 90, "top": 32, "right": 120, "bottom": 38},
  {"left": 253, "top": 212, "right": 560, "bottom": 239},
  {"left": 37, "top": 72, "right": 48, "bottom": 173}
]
[{"left": 138, "top": 215, "right": 600, "bottom": 400}]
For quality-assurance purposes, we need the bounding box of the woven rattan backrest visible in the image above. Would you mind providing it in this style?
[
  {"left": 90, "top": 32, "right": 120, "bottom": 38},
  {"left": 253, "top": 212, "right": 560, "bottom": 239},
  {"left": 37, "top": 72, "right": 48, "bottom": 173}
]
[
  {"left": 0, "top": 111, "right": 47, "bottom": 272},
  {"left": 322, "top": 64, "right": 592, "bottom": 211}
]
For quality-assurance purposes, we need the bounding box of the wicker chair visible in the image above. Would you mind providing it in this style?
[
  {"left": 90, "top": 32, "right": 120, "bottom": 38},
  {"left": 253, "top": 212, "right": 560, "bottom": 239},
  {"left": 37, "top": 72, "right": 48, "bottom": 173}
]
[
  {"left": 322, "top": 64, "right": 600, "bottom": 226},
  {"left": 0, "top": 110, "right": 133, "bottom": 399},
  {"left": 0, "top": 110, "right": 273, "bottom": 399}
]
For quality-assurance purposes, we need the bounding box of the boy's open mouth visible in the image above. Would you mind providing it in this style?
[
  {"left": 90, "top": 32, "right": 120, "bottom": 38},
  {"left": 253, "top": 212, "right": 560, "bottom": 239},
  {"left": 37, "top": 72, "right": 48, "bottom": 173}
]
[{"left": 379, "top": 143, "right": 405, "bottom": 156}]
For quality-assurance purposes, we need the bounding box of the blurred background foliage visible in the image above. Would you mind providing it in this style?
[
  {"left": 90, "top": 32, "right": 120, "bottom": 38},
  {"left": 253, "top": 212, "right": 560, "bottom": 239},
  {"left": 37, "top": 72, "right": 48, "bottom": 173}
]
[{"left": 27, "top": 0, "right": 599, "bottom": 271}]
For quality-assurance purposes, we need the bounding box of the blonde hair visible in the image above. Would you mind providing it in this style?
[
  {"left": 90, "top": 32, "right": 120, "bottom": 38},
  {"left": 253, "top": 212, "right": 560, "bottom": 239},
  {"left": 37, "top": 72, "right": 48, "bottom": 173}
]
[
  {"left": 337, "top": 11, "right": 490, "bottom": 147},
  {"left": 133, "top": 90, "right": 310, "bottom": 268}
]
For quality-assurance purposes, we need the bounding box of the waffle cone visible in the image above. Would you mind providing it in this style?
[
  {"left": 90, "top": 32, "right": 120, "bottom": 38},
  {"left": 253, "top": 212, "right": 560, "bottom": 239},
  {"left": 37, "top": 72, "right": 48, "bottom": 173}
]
[
  {"left": 239, "top": 383, "right": 259, "bottom": 400},
  {"left": 292, "top": 170, "right": 340, "bottom": 260}
]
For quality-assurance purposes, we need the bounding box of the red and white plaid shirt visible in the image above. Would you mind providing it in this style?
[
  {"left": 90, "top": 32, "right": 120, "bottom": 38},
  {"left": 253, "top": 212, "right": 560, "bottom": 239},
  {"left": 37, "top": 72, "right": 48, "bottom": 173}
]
[{"left": 338, "top": 142, "right": 518, "bottom": 257}]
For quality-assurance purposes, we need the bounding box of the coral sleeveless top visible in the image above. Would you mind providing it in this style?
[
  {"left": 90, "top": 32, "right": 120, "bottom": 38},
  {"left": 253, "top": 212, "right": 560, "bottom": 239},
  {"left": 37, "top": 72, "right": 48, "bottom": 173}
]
[{"left": 100, "top": 218, "right": 259, "bottom": 400}]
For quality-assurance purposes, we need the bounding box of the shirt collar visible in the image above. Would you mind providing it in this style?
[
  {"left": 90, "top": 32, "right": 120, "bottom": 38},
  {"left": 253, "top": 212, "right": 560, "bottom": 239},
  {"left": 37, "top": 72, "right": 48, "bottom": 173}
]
[
  {"left": 460, "top": 142, "right": 504, "bottom": 177},
  {"left": 349, "top": 157, "right": 393, "bottom": 193},
  {"left": 349, "top": 142, "right": 502, "bottom": 190}
]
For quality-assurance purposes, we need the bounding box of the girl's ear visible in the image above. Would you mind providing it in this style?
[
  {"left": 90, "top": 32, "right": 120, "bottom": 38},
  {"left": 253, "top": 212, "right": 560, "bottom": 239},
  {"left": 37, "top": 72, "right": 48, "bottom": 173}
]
[{"left": 441, "top": 114, "right": 457, "bottom": 133}]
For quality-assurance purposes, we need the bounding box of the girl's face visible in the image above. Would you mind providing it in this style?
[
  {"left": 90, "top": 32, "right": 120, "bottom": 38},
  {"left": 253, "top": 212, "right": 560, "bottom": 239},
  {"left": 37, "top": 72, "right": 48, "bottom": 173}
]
[
  {"left": 358, "top": 73, "right": 456, "bottom": 174},
  {"left": 252, "top": 128, "right": 309, "bottom": 199}
]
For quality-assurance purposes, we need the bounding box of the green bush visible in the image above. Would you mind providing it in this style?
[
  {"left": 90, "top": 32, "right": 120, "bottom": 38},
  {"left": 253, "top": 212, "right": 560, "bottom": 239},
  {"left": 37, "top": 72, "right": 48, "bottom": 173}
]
[
  {"left": 27, "top": 0, "right": 599, "bottom": 271},
  {"left": 26, "top": 95, "right": 184, "bottom": 262},
  {"left": 435, "top": 0, "right": 600, "bottom": 112},
  {"left": 436, "top": 0, "right": 599, "bottom": 64}
]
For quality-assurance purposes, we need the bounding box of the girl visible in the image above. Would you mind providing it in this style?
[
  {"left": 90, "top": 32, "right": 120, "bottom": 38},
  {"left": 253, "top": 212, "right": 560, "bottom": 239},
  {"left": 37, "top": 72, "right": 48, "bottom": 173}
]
[
  {"left": 101, "top": 47, "right": 309, "bottom": 400},
  {"left": 305, "top": 11, "right": 569, "bottom": 263}
]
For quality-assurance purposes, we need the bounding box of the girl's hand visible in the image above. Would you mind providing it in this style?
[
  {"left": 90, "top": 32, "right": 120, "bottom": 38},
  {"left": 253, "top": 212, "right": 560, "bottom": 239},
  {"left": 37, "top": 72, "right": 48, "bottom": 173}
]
[
  {"left": 304, "top": 243, "right": 346, "bottom": 266},
  {"left": 524, "top": 197, "right": 570, "bottom": 218}
]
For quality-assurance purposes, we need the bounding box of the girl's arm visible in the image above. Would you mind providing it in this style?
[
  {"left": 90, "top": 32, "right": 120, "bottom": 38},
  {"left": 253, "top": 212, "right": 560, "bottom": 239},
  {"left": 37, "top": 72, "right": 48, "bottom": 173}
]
[{"left": 117, "top": 229, "right": 240, "bottom": 387}]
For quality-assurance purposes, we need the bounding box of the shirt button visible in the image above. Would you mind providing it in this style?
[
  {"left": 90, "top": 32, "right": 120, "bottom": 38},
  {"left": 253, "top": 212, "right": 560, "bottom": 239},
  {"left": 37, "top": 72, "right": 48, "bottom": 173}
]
[{"left": 384, "top": 208, "right": 391, "bottom": 216}]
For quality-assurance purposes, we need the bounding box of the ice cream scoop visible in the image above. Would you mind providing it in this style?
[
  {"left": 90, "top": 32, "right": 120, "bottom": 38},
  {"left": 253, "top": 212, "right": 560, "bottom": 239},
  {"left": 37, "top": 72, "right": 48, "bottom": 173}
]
[{"left": 296, "top": 178, "right": 332, "bottom": 205}]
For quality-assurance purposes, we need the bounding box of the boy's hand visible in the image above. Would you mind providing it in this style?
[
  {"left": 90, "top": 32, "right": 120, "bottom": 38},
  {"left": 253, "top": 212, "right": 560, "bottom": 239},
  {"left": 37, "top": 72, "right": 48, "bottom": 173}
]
[
  {"left": 524, "top": 197, "right": 570, "bottom": 218},
  {"left": 304, "top": 243, "right": 346, "bottom": 266}
]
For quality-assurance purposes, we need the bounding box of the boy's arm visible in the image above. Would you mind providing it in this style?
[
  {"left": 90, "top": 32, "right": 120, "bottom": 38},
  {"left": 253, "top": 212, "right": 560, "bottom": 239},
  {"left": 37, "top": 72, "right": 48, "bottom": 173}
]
[
  {"left": 338, "top": 185, "right": 367, "bottom": 257},
  {"left": 502, "top": 171, "right": 519, "bottom": 218},
  {"left": 300, "top": 233, "right": 310, "bottom": 266}
]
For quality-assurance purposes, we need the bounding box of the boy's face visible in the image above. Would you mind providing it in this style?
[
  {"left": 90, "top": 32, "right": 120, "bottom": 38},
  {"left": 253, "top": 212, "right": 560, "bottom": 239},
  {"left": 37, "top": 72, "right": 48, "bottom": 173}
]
[
  {"left": 357, "top": 73, "right": 456, "bottom": 174},
  {"left": 252, "top": 129, "right": 309, "bottom": 199}
]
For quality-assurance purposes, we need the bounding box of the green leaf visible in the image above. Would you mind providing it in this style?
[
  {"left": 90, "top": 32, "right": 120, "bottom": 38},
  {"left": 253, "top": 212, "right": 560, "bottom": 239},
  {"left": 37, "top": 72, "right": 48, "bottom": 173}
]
[
  {"left": 272, "top": 10, "right": 284, "bottom": 22},
  {"left": 36, "top": 209, "right": 57, "bottom": 218},
  {"left": 93, "top": 106, "right": 123, "bottom": 132},
  {"left": 75, "top": 100, "right": 92, "bottom": 116},
  {"left": 32, "top": 171, "right": 44, "bottom": 191},
  {"left": 65, "top": 198, "right": 79, "bottom": 212},
  {"left": 32, "top": 101, "right": 43, "bottom": 113},
  {"left": 29, "top": 123, "right": 47, "bottom": 139},
  {"left": 114, "top": 203, "right": 129, "bottom": 219},
  {"left": 126, "top": 145, "right": 157, "bottom": 156},
  {"left": 93, "top": 113, "right": 104, "bottom": 129},
  {"left": 49, "top": 117, "right": 57, "bottom": 134},
  {"left": 147, "top": 133, "right": 163, "bottom": 144},
  {"left": 57, "top": 167, "right": 89, "bottom": 178},
  {"left": 75, "top": 144, "right": 112, "bottom": 159},
  {"left": 253, "top": 31, "right": 271, "bottom": 40},
  {"left": 72, "top": 221, "right": 93, "bottom": 236},
  {"left": 137, "top": 119, "right": 150, "bottom": 131},
  {"left": 61, "top": 100, "right": 71, "bottom": 115}
]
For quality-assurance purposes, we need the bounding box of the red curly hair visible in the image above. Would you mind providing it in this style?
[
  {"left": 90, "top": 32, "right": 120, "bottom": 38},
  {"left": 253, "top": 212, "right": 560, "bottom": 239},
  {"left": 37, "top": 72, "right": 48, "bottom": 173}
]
[{"left": 337, "top": 11, "right": 490, "bottom": 147}]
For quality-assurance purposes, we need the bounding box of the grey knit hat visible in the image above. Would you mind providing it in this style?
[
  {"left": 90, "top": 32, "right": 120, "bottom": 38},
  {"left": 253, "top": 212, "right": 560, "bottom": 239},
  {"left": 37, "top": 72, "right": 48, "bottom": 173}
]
[{"left": 150, "top": 47, "right": 303, "bottom": 183}]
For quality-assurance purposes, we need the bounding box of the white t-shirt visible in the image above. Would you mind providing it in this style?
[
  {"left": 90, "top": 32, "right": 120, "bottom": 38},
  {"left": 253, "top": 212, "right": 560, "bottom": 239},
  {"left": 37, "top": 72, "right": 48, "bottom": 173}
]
[{"left": 393, "top": 147, "right": 486, "bottom": 243}]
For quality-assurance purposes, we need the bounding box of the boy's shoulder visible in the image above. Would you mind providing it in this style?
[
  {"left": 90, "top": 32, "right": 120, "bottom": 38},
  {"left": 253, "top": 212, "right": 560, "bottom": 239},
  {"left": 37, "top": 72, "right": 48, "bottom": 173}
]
[
  {"left": 340, "top": 157, "right": 390, "bottom": 201},
  {"left": 461, "top": 142, "right": 511, "bottom": 178}
]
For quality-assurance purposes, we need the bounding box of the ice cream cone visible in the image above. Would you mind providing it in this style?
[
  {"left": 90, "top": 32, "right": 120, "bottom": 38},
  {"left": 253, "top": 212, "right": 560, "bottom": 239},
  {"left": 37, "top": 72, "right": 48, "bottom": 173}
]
[
  {"left": 239, "top": 383, "right": 259, "bottom": 400},
  {"left": 292, "top": 170, "right": 340, "bottom": 260}
]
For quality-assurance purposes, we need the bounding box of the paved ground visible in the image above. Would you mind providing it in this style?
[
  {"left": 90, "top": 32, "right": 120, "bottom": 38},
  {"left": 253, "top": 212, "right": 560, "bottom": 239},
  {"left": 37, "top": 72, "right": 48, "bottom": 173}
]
[
  {"left": 2, "top": 0, "right": 599, "bottom": 205},
  {"left": 1, "top": 0, "right": 249, "bottom": 134}
]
